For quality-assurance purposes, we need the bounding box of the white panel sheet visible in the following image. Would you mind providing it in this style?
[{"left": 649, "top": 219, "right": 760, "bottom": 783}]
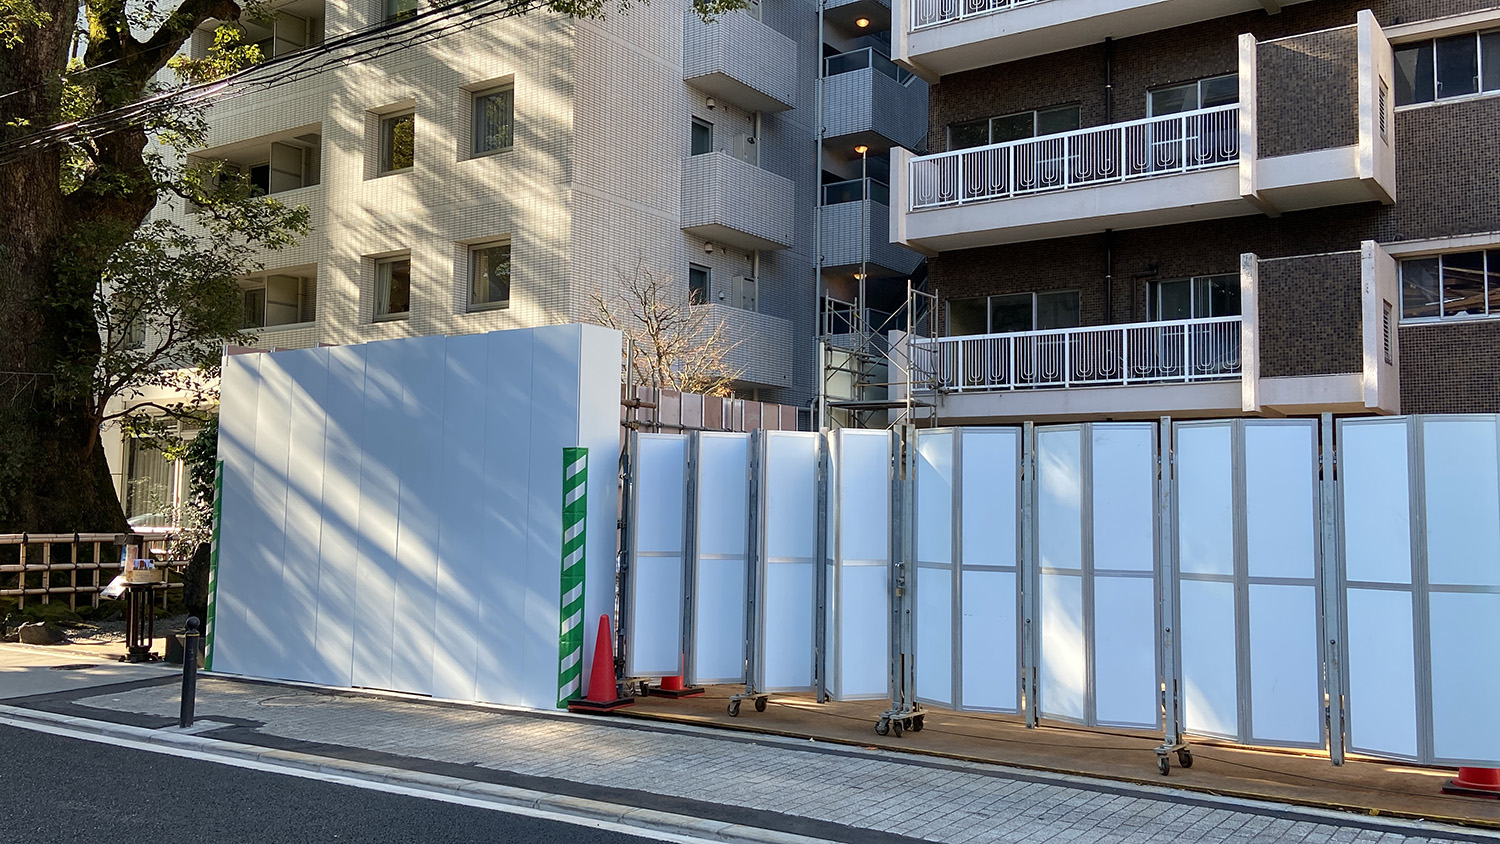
[
  {"left": 211, "top": 353, "right": 261, "bottom": 676},
  {"left": 1039, "top": 573, "right": 1085, "bottom": 721},
  {"left": 629, "top": 434, "right": 688, "bottom": 677},
  {"left": 1091, "top": 425, "right": 1154, "bottom": 573},
  {"left": 1175, "top": 424, "right": 1234, "bottom": 576},
  {"left": 313, "top": 346, "right": 362, "bottom": 688},
  {"left": 1423, "top": 417, "right": 1500, "bottom": 588},
  {"left": 838, "top": 564, "right": 890, "bottom": 699},
  {"left": 276, "top": 349, "right": 329, "bottom": 686},
  {"left": 352, "top": 340, "right": 404, "bottom": 691},
  {"left": 692, "top": 433, "right": 751, "bottom": 684},
  {"left": 836, "top": 431, "right": 890, "bottom": 563},
  {"left": 1248, "top": 584, "right": 1320, "bottom": 745},
  {"left": 1180, "top": 579, "right": 1238, "bottom": 739},
  {"left": 916, "top": 431, "right": 954, "bottom": 566},
  {"left": 760, "top": 432, "right": 819, "bottom": 693},
  {"left": 1244, "top": 424, "right": 1317, "bottom": 580},
  {"left": 960, "top": 570, "right": 1017, "bottom": 711},
  {"left": 1429, "top": 592, "right": 1500, "bottom": 762},
  {"left": 1093, "top": 576, "right": 1157, "bottom": 728},
  {"left": 961, "top": 429, "right": 1019, "bottom": 568},
  {"left": 1338, "top": 420, "right": 1413, "bottom": 585},
  {"left": 432, "top": 334, "right": 488, "bottom": 702},
  {"left": 916, "top": 566, "right": 952, "bottom": 706},
  {"left": 246, "top": 352, "right": 293, "bottom": 682},
  {"left": 391, "top": 336, "right": 444, "bottom": 696},
  {"left": 1036, "top": 429, "right": 1082, "bottom": 572},
  {"left": 1345, "top": 587, "right": 1418, "bottom": 758},
  {"left": 475, "top": 329, "right": 532, "bottom": 706}
]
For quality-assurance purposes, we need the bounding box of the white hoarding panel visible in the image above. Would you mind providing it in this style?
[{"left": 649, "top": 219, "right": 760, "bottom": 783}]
[
  {"left": 916, "top": 566, "right": 952, "bottom": 706},
  {"left": 1091, "top": 425, "right": 1154, "bottom": 573},
  {"left": 1036, "top": 429, "right": 1082, "bottom": 572},
  {"left": 961, "top": 570, "right": 1017, "bottom": 711},
  {"left": 1345, "top": 587, "right": 1418, "bottom": 758},
  {"left": 959, "top": 428, "right": 1021, "bottom": 713},
  {"left": 1423, "top": 417, "right": 1500, "bottom": 588},
  {"left": 915, "top": 430, "right": 955, "bottom": 708},
  {"left": 831, "top": 430, "right": 891, "bottom": 701},
  {"left": 759, "top": 432, "right": 819, "bottom": 693},
  {"left": 1248, "top": 584, "right": 1320, "bottom": 745},
  {"left": 962, "top": 429, "right": 1019, "bottom": 567},
  {"left": 1180, "top": 579, "right": 1238, "bottom": 739},
  {"left": 391, "top": 336, "right": 445, "bottom": 697},
  {"left": 916, "top": 431, "right": 954, "bottom": 566},
  {"left": 277, "top": 349, "right": 330, "bottom": 686},
  {"left": 352, "top": 340, "right": 403, "bottom": 692},
  {"left": 1339, "top": 420, "right": 1413, "bottom": 585},
  {"left": 211, "top": 352, "right": 261, "bottom": 677},
  {"left": 1175, "top": 424, "right": 1234, "bottom": 577},
  {"left": 1429, "top": 592, "right": 1500, "bottom": 762},
  {"left": 1244, "top": 425, "right": 1317, "bottom": 580},
  {"left": 1093, "top": 576, "right": 1157, "bottom": 728},
  {"left": 1039, "top": 573, "right": 1085, "bottom": 721},
  {"left": 691, "top": 433, "right": 752, "bottom": 684},
  {"left": 628, "top": 434, "right": 688, "bottom": 678},
  {"left": 313, "top": 346, "right": 363, "bottom": 689}
]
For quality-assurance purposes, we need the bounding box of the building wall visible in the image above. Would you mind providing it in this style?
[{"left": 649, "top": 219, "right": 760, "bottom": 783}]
[
  {"left": 1256, "top": 252, "right": 1362, "bottom": 379},
  {"left": 1400, "top": 321, "right": 1500, "bottom": 414}
]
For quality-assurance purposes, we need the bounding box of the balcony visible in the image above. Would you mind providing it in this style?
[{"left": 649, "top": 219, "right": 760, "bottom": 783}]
[
  {"left": 894, "top": 242, "right": 1401, "bottom": 423},
  {"left": 893, "top": 14, "right": 1397, "bottom": 253},
  {"left": 681, "top": 151, "right": 796, "bottom": 251},
  {"left": 896, "top": 0, "right": 1315, "bottom": 78},
  {"left": 823, "top": 49, "right": 930, "bottom": 151},
  {"left": 695, "top": 303, "right": 795, "bottom": 389},
  {"left": 683, "top": 10, "right": 797, "bottom": 112},
  {"left": 820, "top": 179, "right": 924, "bottom": 277}
]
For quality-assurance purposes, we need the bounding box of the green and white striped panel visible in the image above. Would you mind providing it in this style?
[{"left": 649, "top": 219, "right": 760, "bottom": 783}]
[{"left": 557, "top": 448, "right": 588, "bottom": 707}]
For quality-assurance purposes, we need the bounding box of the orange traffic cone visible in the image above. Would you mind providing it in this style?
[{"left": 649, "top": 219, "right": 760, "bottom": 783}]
[
  {"left": 567, "top": 615, "right": 634, "bottom": 713},
  {"left": 1443, "top": 767, "right": 1500, "bottom": 798},
  {"left": 648, "top": 653, "right": 704, "bottom": 699}
]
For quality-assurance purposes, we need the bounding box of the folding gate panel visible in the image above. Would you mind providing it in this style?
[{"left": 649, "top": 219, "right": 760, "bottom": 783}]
[
  {"left": 1339, "top": 415, "right": 1500, "bottom": 766},
  {"left": 688, "top": 432, "right": 753, "bottom": 685},
  {"left": 755, "top": 431, "right": 822, "bottom": 694},
  {"left": 1174, "top": 419, "right": 1324, "bottom": 748},
  {"left": 914, "top": 428, "right": 1024, "bottom": 712},
  {"left": 1034, "top": 423, "right": 1159, "bottom": 729},
  {"left": 829, "top": 429, "right": 894, "bottom": 701},
  {"left": 626, "top": 433, "right": 689, "bottom": 678}
]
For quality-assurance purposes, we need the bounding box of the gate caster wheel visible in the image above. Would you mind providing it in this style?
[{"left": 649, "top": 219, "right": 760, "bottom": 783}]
[
  {"left": 912, "top": 715, "right": 924, "bottom": 732},
  {"left": 1177, "top": 748, "right": 1193, "bottom": 768},
  {"left": 755, "top": 697, "right": 768, "bottom": 713},
  {"left": 728, "top": 699, "right": 741, "bottom": 717},
  {"left": 892, "top": 719, "right": 904, "bottom": 737},
  {"left": 1156, "top": 755, "right": 1171, "bottom": 776},
  {"left": 902, "top": 718, "right": 914, "bottom": 732},
  {"left": 875, "top": 717, "right": 890, "bottom": 736}
]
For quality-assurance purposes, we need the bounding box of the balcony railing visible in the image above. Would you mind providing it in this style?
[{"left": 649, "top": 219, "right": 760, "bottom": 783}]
[
  {"left": 823, "top": 177, "right": 891, "bottom": 206},
  {"left": 911, "top": 0, "right": 1049, "bottom": 29},
  {"left": 912, "top": 316, "right": 1242, "bottom": 392},
  {"left": 909, "top": 104, "right": 1239, "bottom": 211},
  {"left": 824, "top": 47, "right": 915, "bottom": 84}
]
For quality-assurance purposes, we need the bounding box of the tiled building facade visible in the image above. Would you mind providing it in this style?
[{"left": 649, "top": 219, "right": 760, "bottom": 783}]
[{"left": 892, "top": 0, "right": 1500, "bottom": 424}]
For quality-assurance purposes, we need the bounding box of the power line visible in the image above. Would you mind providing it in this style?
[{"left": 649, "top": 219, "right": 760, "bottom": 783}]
[{"left": 0, "top": 0, "right": 551, "bottom": 166}]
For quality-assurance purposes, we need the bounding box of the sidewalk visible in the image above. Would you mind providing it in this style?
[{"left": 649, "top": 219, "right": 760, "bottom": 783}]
[{"left": 1, "top": 644, "right": 1495, "bottom": 844}]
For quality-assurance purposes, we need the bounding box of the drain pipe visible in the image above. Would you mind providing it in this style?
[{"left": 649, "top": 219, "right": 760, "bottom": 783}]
[
  {"left": 1104, "top": 36, "right": 1114, "bottom": 123},
  {"left": 813, "top": 0, "right": 827, "bottom": 431},
  {"left": 1103, "top": 38, "right": 1115, "bottom": 323}
]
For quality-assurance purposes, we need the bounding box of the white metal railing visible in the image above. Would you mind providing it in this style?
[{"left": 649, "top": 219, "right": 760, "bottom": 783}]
[
  {"left": 910, "top": 316, "right": 1242, "bottom": 393},
  {"left": 909, "top": 105, "right": 1239, "bottom": 211},
  {"left": 912, "top": 0, "right": 1052, "bottom": 29}
]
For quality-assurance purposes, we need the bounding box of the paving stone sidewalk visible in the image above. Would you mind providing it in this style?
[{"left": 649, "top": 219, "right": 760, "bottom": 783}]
[{"left": 69, "top": 678, "right": 1492, "bottom": 844}]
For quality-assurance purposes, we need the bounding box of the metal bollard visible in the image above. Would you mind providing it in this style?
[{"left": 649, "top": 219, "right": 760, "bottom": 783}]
[{"left": 179, "top": 616, "right": 199, "bottom": 728}]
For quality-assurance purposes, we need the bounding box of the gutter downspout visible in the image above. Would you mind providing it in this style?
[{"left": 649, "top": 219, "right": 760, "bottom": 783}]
[
  {"left": 814, "top": 0, "right": 827, "bottom": 431},
  {"left": 1104, "top": 37, "right": 1115, "bottom": 324}
]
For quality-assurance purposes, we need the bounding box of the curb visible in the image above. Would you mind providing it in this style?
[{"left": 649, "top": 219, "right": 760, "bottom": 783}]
[{"left": 0, "top": 704, "right": 826, "bottom": 844}]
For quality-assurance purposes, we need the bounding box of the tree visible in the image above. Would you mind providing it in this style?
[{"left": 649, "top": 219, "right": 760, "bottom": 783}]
[
  {"left": 590, "top": 261, "right": 742, "bottom": 398},
  {"left": 0, "top": 0, "right": 746, "bottom": 534}
]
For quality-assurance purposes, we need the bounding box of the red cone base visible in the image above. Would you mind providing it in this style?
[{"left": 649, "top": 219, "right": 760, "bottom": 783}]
[
  {"left": 567, "top": 614, "right": 634, "bottom": 713},
  {"left": 646, "top": 655, "right": 704, "bottom": 698},
  {"left": 1442, "top": 767, "right": 1500, "bottom": 798}
]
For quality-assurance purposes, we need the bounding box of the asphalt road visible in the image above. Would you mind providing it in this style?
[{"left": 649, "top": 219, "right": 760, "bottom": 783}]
[{"left": 0, "top": 724, "right": 661, "bottom": 844}]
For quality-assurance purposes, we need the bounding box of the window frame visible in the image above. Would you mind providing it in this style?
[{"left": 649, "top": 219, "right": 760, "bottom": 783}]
[
  {"left": 1145, "top": 273, "right": 1241, "bottom": 322},
  {"left": 688, "top": 263, "right": 711, "bottom": 306},
  {"left": 1399, "top": 249, "right": 1500, "bottom": 322},
  {"left": 467, "top": 240, "right": 512, "bottom": 311},
  {"left": 383, "top": 0, "right": 417, "bottom": 23},
  {"left": 1147, "top": 73, "right": 1238, "bottom": 117},
  {"left": 945, "top": 290, "right": 1082, "bottom": 336},
  {"left": 947, "top": 104, "right": 1081, "bottom": 150},
  {"left": 239, "top": 272, "right": 317, "bottom": 330},
  {"left": 1395, "top": 29, "right": 1500, "bottom": 107},
  {"left": 379, "top": 110, "right": 415, "bottom": 174},
  {"left": 374, "top": 255, "right": 413, "bottom": 321},
  {"left": 691, "top": 117, "right": 714, "bottom": 156},
  {"left": 471, "top": 85, "right": 515, "bottom": 157}
]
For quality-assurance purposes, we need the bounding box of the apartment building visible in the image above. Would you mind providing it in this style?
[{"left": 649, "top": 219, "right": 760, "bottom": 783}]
[
  {"left": 889, "top": 0, "right": 1500, "bottom": 425},
  {"left": 114, "top": 0, "right": 925, "bottom": 520}
]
